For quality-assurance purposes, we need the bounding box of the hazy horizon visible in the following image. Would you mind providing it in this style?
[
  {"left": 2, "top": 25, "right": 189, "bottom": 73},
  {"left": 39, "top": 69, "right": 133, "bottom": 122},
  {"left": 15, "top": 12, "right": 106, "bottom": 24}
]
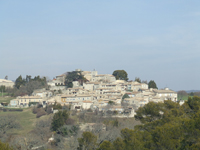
[{"left": 1, "top": 1, "right": 200, "bottom": 91}]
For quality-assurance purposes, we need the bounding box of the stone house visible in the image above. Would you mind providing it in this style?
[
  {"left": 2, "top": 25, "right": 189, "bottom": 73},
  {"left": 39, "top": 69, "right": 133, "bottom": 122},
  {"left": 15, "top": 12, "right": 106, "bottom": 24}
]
[
  {"left": 17, "top": 96, "right": 43, "bottom": 106},
  {"left": 0, "top": 79, "right": 14, "bottom": 88}
]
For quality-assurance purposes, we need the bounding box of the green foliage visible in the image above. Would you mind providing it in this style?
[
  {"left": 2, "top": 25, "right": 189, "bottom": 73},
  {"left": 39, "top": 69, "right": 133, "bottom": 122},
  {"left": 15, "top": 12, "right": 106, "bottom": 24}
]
[
  {"left": 108, "top": 101, "right": 115, "bottom": 105},
  {"left": 99, "top": 96, "right": 200, "bottom": 150},
  {"left": 113, "top": 137, "right": 126, "bottom": 150},
  {"left": 148, "top": 80, "right": 158, "bottom": 89},
  {"left": 177, "top": 90, "right": 188, "bottom": 100},
  {"left": 65, "top": 71, "right": 87, "bottom": 88},
  {"left": 12, "top": 75, "right": 47, "bottom": 96},
  {"left": 29, "top": 102, "right": 39, "bottom": 107},
  {"left": 0, "top": 86, "right": 6, "bottom": 93},
  {"left": 51, "top": 110, "right": 69, "bottom": 131},
  {"left": 15, "top": 75, "right": 25, "bottom": 89},
  {"left": 57, "top": 125, "right": 79, "bottom": 137},
  {"left": 186, "top": 96, "right": 200, "bottom": 113},
  {"left": 135, "top": 77, "right": 141, "bottom": 83},
  {"left": 58, "top": 89, "right": 62, "bottom": 94},
  {"left": 190, "top": 92, "right": 194, "bottom": 96},
  {"left": 112, "top": 70, "right": 128, "bottom": 81},
  {"left": 122, "top": 93, "right": 130, "bottom": 100},
  {"left": 98, "top": 141, "right": 114, "bottom": 150},
  {"left": 112, "top": 119, "right": 119, "bottom": 127},
  {"left": 78, "top": 131, "right": 97, "bottom": 150},
  {"left": 0, "top": 140, "right": 13, "bottom": 150},
  {"left": 53, "top": 101, "right": 62, "bottom": 110},
  {"left": 134, "top": 102, "right": 164, "bottom": 123}
]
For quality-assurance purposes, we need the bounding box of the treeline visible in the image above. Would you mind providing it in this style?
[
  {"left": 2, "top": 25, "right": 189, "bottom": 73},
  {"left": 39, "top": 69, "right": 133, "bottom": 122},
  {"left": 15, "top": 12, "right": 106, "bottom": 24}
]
[
  {"left": 112, "top": 70, "right": 158, "bottom": 89},
  {"left": 76, "top": 96, "right": 200, "bottom": 150},
  {"left": 6, "top": 75, "right": 48, "bottom": 97},
  {"left": 178, "top": 90, "right": 200, "bottom": 100}
]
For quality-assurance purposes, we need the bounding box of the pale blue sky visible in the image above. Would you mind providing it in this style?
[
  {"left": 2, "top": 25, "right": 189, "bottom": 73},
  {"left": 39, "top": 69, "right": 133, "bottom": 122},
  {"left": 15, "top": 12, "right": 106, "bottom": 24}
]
[{"left": 1, "top": 0, "right": 200, "bottom": 91}]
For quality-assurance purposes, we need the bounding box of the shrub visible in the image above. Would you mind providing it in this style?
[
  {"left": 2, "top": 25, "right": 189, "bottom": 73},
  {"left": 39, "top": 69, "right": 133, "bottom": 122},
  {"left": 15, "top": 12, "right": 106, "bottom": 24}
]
[
  {"left": 29, "top": 102, "right": 39, "bottom": 107},
  {"left": 0, "top": 140, "right": 13, "bottom": 150},
  {"left": 46, "top": 105, "right": 53, "bottom": 114},
  {"left": 66, "top": 118, "right": 75, "bottom": 125},
  {"left": 36, "top": 108, "right": 46, "bottom": 118},
  {"left": 87, "top": 108, "right": 93, "bottom": 112},
  {"left": 32, "top": 107, "right": 38, "bottom": 114},
  {"left": 51, "top": 110, "right": 69, "bottom": 131},
  {"left": 3, "top": 109, "right": 7, "bottom": 112},
  {"left": 9, "top": 109, "right": 23, "bottom": 112},
  {"left": 37, "top": 104, "right": 43, "bottom": 108}
]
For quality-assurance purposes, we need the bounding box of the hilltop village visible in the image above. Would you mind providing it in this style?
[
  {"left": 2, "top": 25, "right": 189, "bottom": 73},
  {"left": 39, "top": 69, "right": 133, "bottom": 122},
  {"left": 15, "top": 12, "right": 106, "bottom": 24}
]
[{"left": 4, "top": 69, "right": 177, "bottom": 116}]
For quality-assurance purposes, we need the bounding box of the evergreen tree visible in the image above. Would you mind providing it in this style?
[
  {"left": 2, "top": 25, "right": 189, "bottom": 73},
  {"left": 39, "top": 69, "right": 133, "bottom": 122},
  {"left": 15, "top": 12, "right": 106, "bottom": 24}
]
[
  {"left": 134, "top": 77, "right": 141, "bottom": 83},
  {"left": 15, "top": 75, "right": 25, "bottom": 89},
  {"left": 0, "top": 140, "right": 13, "bottom": 150},
  {"left": 122, "top": 93, "right": 130, "bottom": 100},
  {"left": 112, "top": 70, "right": 128, "bottom": 81},
  {"left": 65, "top": 71, "right": 87, "bottom": 88},
  {"left": 148, "top": 80, "right": 158, "bottom": 89},
  {"left": 51, "top": 110, "right": 69, "bottom": 131},
  {"left": 78, "top": 131, "right": 97, "bottom": 150}
]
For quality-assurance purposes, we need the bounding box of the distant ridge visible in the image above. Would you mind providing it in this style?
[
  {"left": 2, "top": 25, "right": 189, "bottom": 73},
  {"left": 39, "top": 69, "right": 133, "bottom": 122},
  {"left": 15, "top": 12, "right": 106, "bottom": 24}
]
[{"left": 185, "top": 90, "right": 200, "bottom": 93}]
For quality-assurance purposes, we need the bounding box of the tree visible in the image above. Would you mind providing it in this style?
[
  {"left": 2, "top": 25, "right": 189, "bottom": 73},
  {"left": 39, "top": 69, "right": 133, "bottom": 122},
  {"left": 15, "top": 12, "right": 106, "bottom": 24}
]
[
  {"left": 134, "top": 77, "right": 141, "bottom": 83},
  {"left": 177, "top": 90, "right": 188, "bottom": 100},
  {"left": 4, "top": 75, "right": 8, "bottom": 80},
  {"left": 0, "top": 140, "right": 13, "bottom": 150},
  {"left": 98, "top": 140, "right": 114, "bottom": 150},
  {"left": 134, "top": 102, "right": 164, "bottom": 123},
  {"left": 120, "top": 128, "right": 144, "bottom": 150},
  {"left": 142, "top": 80, "right": 148, "bottom": 84},
  {"left": 77, "top": 131, "right": 97, "bottom": 150},
  {"left": 108, "top": 101, "right": 115, "bottom": 105},
  {"left": 148, "top": 80, "right": 158, "bottom": 89},
  {"left": 51, "top": 110, "right": 69, "bottom": 131},
  {"left": 112, "top": 70, "right": 128, "bottom": 81},
  {"left": 186, "top": 96, "right": 200, "bottom": 113},
  {"left": 15, "top": 75, "right": 25, "bottom": 89},
  {"left": 122, "top": 93, "right": 130, "bottom": 101},
  {"left": 0, "top": 86, "right": 6, "bottom": 93},
  {"left": 65, "top": 71, "right": 87, "bottom": 88},
  {"left": 113, "top": 137, "right": 126, "bottom": 150}
]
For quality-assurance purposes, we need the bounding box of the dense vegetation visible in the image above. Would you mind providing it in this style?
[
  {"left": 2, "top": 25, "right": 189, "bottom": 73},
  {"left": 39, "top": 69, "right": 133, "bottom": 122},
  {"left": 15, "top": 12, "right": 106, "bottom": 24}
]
[
  {"left": 5, "top": 75, "right": 48, "bottom": 97},
  {"left": 76, "top": 96, "right": 200, "bottom": 150},
  {"left": 65, "top": 71, "right": 87, "bottom": 88},
  {"left": 112, "top": 70, "right": 128, "bottom": 81}
]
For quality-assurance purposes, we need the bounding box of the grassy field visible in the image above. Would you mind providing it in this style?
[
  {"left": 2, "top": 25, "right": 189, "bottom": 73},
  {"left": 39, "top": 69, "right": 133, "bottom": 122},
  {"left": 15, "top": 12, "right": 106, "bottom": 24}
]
[
  {"left": 0, "top": 96, "right": 14, "bottom": 104},
  {"left": 0, "top": 108, "right": 53, "bottom": 135},
  {"left": 177, "top": 95, "right": 193, "bottom": 101}
]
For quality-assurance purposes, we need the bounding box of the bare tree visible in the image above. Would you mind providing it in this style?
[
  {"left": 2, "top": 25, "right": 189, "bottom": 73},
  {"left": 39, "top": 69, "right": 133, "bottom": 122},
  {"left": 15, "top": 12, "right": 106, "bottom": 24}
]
[{"left": 177, "top": 90, "right": 188, "bottom": 100}]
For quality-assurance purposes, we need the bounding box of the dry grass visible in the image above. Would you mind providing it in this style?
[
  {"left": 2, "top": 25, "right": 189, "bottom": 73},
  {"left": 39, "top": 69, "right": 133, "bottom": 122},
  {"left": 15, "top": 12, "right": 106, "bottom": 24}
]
[
  {"left": 0, "top": 108, "right": 53, "bottom": 135},
  {"left": 0, "top": 96, "right": 14, "bottom": 104}
]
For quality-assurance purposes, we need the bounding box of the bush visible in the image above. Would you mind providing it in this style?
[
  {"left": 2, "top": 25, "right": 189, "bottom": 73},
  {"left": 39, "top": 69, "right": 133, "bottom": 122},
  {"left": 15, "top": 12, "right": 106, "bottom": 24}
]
[
  {"left": 0, "top": 140, "right": 13, "bottom": 150},
  {"left": 3, "top": 109, "right": 7, "bottom": 112},
  {"left": 46, "top": 105, "right": 53, "bottom": 114},
  {"left": 36, "top": 108, "right": 46, "bottom": 118},
  {"left": 9, "top": 109, "right": 23, "bottom": 112},
  {"left": 53, "top": 102, "right": 62, "bottom": 110},
  {"left": 113, "top": 110, "right": 118, "bottom": 115},
  {"left": 32, "top": 107, "right": 38, "bottom": 114},
  {"left": 37, "top": 104, "right": 43, "bottom": 108},
  {"left": 29, "top": 102, "right": 39, "bottom": 107},
  {"left": 87, "top": 108, "right": 93, "bottom": 112},
  {"left": 51, "top": 110, "right": 69, "bottom": 131},
  {"left": 66, "top": 118, "right": 75, "bottom": 125},
  {"left": 57, "top": 125, "right": 79, "bottom": 137}
]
